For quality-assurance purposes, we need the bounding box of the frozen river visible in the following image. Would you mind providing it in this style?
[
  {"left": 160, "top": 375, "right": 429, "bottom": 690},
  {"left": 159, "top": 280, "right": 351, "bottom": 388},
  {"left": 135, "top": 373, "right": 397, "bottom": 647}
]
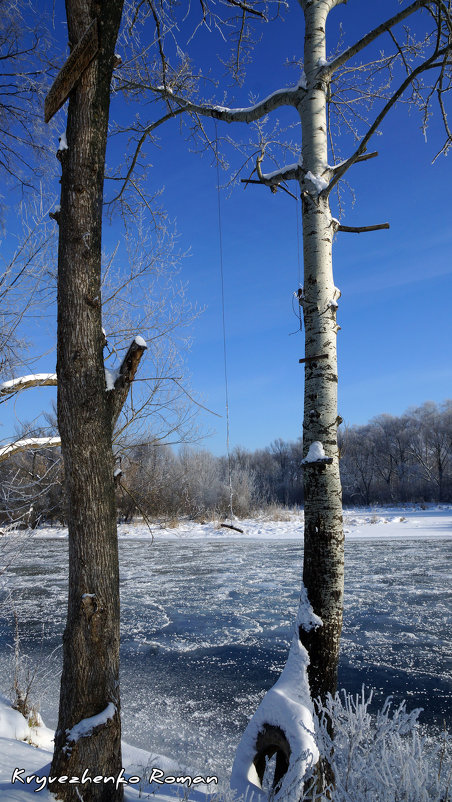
[{"left": 0, "top": 522, "right": 451, "bottom": 782}]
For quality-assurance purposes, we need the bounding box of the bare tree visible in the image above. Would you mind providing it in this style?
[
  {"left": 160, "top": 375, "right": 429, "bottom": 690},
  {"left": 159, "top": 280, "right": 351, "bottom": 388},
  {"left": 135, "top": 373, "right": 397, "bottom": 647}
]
[
  {"left": 148, "top": 0, "right": 451, "bottom": 681},
  {"left": 0, "top": 0, "right": 52, "bottom": 199},
  {"left": 45, "top": 1, "right": 126, "bottom": 798},
  {"left": 407, "top": 400, "right": 452, "bottom": 501}
]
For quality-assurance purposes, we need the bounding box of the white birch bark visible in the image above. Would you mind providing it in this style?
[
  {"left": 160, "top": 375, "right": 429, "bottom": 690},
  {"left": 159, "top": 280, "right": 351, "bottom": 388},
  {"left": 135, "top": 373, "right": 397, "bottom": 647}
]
[{"left": 298, "top": 0, "right": 344, "bottom": 702}]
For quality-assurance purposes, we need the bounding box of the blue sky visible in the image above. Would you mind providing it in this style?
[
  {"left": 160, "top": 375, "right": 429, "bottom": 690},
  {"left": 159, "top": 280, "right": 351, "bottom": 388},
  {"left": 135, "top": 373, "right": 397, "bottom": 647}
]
[{"left": 1, "top": 0, "right": 451, "bottom": 454}]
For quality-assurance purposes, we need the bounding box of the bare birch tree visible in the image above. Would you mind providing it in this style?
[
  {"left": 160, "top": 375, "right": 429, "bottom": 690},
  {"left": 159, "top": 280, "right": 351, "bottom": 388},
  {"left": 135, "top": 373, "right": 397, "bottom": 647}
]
[{"left": 143, "top": 0, "right": 451, "bottom": 691}]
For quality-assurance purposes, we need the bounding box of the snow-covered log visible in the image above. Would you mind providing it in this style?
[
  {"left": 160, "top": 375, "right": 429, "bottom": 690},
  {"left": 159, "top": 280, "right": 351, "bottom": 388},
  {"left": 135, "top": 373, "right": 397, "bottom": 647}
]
[{"left": 231, "top": 587, "right": 321, "bottom": 800}]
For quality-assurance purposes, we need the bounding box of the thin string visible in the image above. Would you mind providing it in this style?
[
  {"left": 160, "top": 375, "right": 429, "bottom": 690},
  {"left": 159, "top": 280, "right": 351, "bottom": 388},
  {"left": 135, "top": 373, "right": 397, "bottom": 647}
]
[
  {"left": 215, "top": 121, "right": 234, "bottom": 523},
  {"left": 296, "top": 194, "right": 302, "bottom": 287}
]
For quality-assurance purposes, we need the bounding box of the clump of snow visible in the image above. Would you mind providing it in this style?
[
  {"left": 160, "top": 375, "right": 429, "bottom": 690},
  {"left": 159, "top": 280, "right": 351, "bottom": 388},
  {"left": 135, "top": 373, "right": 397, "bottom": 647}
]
[
  {"left": 328, "top": 298, "right": 339, "bottom": 310},
  {"left": 0, "top": 694, "right": 54, "bottom": 751},
  {"left": 0, "top": 694, "right": 29, "bottom": 742},
  {"left": 302, "top": 441, "right": 326, "bottom": 464},
  {"left": 305, "top": 171, "right": 329, "bottom": 194},
  {"left": 317, "top": 57, "right": 329, "bottom": 67},
  {"left": 58, "top": 132, "right": 68, "bottom": 151},
  {"left": 296, "top": 582, "right": 323, "bottom": 631},
  {"left": 133, "top": 335, "right": 147, "bottom": 348},
  {"left": 105, "top": 367, "right": 119, "bottom": 391},
  {"left": 65, "top": 703, "right": 116, "bottom": 748}
]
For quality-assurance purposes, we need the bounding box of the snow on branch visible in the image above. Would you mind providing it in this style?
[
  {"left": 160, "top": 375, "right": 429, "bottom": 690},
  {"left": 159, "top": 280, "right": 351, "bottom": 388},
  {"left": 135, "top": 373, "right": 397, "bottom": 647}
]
[
  {"left": 0, "top": 374, "right": 57, "bottom": 397},
  {"left": 0, "top": 437, "right": 61, "bottom": 464},
  {"left": 255, "top": 149, "right": 303, "bottom": 189},
  {"left": 149, "top": 82, "right": 304, "bottom": 125}
]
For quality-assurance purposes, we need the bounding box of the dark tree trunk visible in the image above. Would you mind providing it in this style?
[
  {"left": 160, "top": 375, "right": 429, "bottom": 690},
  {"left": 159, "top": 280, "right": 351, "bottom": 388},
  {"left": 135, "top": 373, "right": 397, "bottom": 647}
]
[{"left": 50, "top": 1, "right": 124, "bottom": 800}]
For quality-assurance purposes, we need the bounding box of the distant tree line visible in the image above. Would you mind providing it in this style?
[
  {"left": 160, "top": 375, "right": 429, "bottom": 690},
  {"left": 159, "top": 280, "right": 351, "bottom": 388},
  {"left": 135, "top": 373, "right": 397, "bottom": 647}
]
[{"left": 1, "top": 400, "right": 451, "bottom": 528}]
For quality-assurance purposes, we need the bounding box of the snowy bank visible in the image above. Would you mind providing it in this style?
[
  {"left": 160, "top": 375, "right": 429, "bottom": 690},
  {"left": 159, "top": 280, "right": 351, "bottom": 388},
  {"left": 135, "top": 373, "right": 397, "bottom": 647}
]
[
  {"left": 25, "top": 506, "right": 452, "bottom": 541},
  {"left": 0, "top": 696, "right": 223, "bottom": 801}
]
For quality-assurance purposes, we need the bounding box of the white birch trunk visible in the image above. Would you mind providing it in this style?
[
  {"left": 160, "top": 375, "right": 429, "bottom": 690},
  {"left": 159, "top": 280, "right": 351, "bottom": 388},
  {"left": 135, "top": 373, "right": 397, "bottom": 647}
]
[{"left": 298, "top": 0, "right": 344, "bottom": 703}]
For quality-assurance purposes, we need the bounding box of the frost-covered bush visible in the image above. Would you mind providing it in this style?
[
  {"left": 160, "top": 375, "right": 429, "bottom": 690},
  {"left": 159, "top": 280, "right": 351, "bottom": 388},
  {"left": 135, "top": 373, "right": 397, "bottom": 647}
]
[{"left": 303, "top": 688, "right": 451, "bottom": 802}]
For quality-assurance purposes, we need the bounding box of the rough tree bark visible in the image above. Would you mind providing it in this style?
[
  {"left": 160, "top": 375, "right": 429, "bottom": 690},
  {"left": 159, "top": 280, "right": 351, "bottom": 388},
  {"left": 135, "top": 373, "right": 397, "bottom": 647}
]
[{"left": 49, "top": 1, "right": 125, "bottom": 800}]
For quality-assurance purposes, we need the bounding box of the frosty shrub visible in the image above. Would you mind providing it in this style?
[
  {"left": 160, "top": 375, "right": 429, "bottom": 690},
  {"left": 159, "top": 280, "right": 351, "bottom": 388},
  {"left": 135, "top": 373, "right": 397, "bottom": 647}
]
[{"left": 302, "top": 688, "right": 451, "bottom": 802}]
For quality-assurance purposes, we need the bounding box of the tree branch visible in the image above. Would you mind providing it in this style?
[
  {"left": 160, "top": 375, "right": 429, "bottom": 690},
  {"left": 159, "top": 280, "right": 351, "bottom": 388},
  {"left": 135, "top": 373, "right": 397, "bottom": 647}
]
[
  {"left": 0, "top": 340, "right": 147, "bottom": 463},
  {"left": 0, "top": 437, "right": 61, "bottom": 464},
  {"left": 109, "top": 107, "right": 186, "bottom": 204},
  {"left": 322, "top": 0, "right": 430, "bottom": 79},
  {"left": 226, "top": 0, "right": 267, "bottom": 19},
  {"left": 149, "top": 83, "right": 303, "bottom": 125},
  {"left": 256, "top": 150, "right": 303, "bottom": 187},
  {"left": 337, "top": 223, "right": 390, "bottom": 233},
  {"left": 107, "top": 337, "right": 148, "bottom": 430},
  {"left": 0, "top": 373, "right": 57, "bottom": 396},
  {"left": 324, "top": 44, "right": 451, "bottom": 197}
]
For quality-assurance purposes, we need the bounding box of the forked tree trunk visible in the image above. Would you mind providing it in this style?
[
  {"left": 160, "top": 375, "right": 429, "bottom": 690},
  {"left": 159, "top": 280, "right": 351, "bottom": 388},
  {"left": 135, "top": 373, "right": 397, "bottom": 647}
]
[
  {"left": 50, "top": 2, "right": 124, "bottom": 800},
  {"left": 298, "top": 1, "right": 344, "bottom": 705}
]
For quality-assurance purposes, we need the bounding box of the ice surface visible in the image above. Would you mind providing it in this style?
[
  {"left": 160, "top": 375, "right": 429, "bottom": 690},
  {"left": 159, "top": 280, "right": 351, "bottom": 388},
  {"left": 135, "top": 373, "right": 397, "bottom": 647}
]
[{"left": 0, "top": 508, "right": 450, "bottom": 793}]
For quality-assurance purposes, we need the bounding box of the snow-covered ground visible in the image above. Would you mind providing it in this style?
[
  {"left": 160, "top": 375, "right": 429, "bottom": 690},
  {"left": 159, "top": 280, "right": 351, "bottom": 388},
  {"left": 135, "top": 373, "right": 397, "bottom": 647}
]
[
  {"left": 0, "top": 694, "right": 219, "bottom": 800},
  {"left": 28, "top": 504, "right": 452, "bottom": 541},
  {"left": 0, "top": 506, "right": 451, "bottom": 800}
]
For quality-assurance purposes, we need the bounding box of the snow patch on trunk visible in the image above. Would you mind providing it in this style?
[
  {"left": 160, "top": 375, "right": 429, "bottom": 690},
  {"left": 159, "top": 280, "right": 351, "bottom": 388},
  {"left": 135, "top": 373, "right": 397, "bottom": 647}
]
[
  {"left": 65, "top": 703, "right": 116, "bottom": 746},
  {"left": 302, "top": 441, "right": 326, "bottom": 464},
  {"left": 305, "top": 171, "right": 329, "bottom": 194},
  {"left": 105, "top": 367, "right": 119, "bottom": 391},
  {"left": 58, "top": 132, "right": 68, "bottom": 151}
]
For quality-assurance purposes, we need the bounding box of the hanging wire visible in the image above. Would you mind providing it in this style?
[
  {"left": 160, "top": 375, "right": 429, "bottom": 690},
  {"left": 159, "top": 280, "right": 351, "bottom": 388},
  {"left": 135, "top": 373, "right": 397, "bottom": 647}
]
[
  {"left": 290, "top": 194, "right": 304, "bottom": 335},
  {"left": 214, "top": 121, "right": 234, "bottom": 525},
  {"left": 295, "top": 194, "right": 303, "bottom": 332}
]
